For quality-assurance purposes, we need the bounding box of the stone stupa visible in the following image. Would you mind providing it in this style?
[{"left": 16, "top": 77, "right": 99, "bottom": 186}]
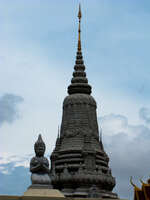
[{"left": 50, "top": 4, "right": 118, "bottom": 199}]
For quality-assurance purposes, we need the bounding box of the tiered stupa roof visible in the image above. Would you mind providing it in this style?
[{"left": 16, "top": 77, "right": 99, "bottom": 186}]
[{"left": 50, "top": 5, "right": 117, "bottom": 198}]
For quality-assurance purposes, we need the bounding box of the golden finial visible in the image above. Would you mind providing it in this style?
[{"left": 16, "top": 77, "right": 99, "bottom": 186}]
[
  {"left": 78, "top": 3, "right": 82, "bottom": 20},
  {"left": 78, "top": 3, "right": 82, "bottom": 51}
]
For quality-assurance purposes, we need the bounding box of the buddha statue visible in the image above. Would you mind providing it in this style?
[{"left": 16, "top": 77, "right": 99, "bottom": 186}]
[{"left": 30, "top": 134, "right": 52, "bottom": 187}]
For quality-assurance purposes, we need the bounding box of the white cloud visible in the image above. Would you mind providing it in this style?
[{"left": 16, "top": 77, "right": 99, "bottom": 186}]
[
  {"left": 100, "top": 113, "right": 150, "bottom": 141},
  {"left": 99, "top": 111, "right": 150, "bottom": 199},
  {"left": 0, "top": 152, "right": 50, "bottom": 172},
  {"left": 0, "top": 166, "right": 9, "bottom": 174},
  {"left": 14, "top": 160, "right": 29, "bottom": 168},
  {"left": 139, "top": 107, "right": 150, "bottom": 124},
  {"left": 0, "top": 152, "right": 30, "bottom": 168}
]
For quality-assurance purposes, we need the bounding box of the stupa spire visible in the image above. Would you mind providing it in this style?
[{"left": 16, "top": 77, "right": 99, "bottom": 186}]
[
  {"left": 50, "top": 5, "right": 117, "bottom": 198},
  {"left": 68, "top": 4, "right": 91, "bottom": 95},
  {"left": 78, "top": 4, "right": 82, "bottom": 51}
]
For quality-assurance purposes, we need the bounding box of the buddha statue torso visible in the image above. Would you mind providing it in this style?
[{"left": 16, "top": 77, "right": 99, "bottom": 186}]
[{"left": 30, "top": 134, "right": 52, "bottom": 186}]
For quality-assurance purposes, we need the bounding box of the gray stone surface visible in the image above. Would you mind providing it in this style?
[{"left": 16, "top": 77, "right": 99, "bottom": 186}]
[
  {"left": 50, "top": 7, "right": 118, "bottom": 199},
  {"left": 29, "top": 134, "right": 52, "bottom": 188}
]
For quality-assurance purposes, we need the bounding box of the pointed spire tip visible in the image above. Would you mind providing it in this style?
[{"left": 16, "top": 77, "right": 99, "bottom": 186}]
[
  {"left": 77, "top": 3, "right": 82, "bottom": 51},
  {"left": 78, "top": 3, "right": 82, "bottom": 20}
]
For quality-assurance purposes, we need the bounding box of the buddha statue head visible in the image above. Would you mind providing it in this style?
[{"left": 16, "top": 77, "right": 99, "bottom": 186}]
[{"left": 34, "top": 134, "right": 46, "bottom": 157}]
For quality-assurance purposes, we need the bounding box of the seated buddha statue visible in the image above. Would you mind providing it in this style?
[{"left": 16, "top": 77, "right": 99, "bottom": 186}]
[{"left": 30, "top": 134, "right": 52, "bottom": 186}]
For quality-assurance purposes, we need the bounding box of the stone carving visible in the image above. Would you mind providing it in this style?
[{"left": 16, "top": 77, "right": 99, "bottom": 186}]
[
  {"left": 30, "top": 134, "right": 52, "bottom": 187},
  {"left": 50, "top": 5, "right": 118, "bottom": 199},
  {"left": 88, "top": 185, "right": 100, "bottom": 198}
]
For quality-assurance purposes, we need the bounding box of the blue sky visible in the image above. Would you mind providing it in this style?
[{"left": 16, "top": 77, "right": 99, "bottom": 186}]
[{"left": 0, "top": 1, "right": 150, "bottom": 199}]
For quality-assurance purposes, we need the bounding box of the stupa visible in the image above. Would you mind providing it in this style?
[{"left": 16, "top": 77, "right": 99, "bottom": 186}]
[{"left": 50, "top": 5, "right": 118, "bottom": 198}]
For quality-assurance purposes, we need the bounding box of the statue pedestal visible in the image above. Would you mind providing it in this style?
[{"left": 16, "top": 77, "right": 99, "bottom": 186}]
[{"left": 24, "top": 185, "right": 64, "bottom": 198}]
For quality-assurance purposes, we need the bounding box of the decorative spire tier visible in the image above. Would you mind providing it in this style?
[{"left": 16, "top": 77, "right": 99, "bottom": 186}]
[
  {"left": 50, "top": 5, "right": 118, "bottom": 199},
  {"left": 68, "top": 4, "right": 91, "bottom": 95}
]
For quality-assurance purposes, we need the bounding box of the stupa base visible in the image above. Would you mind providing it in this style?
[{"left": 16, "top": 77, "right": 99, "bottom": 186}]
[
  {"left": 61, "top": 187, "right": 118, "bottom": 199},
  {"left": 24, "top": 185, "right": 64, "bottom": 198}
]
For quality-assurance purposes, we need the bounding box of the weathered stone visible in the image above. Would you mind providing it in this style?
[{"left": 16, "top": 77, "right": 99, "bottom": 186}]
[
  {"left": 29, "top": 134, "right": 52, "bottom": 188},
  {"left": 24, "top": 188, "right": 64, "bottom": 197},
  {"left": 50, "top": 5, "right": 118, "bottom": 199}
]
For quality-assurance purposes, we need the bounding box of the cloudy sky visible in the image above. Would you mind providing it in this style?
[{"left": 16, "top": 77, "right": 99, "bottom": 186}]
[{"left": 0, "top": 0, "right": 150, "bottom": 199}]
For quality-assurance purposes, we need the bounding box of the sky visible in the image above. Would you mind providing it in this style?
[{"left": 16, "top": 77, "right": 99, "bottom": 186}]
[{"left": 0, "top": 0, "right": 150, "bottom": 199}]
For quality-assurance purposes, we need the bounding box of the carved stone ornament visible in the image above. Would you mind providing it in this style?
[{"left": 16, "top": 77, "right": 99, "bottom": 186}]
[
  {"left": 50, "top": 5, "right": 118, "bottom": 199},
  {"left": 30, "top": 134, "right": 52, "bottom": 188}
]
